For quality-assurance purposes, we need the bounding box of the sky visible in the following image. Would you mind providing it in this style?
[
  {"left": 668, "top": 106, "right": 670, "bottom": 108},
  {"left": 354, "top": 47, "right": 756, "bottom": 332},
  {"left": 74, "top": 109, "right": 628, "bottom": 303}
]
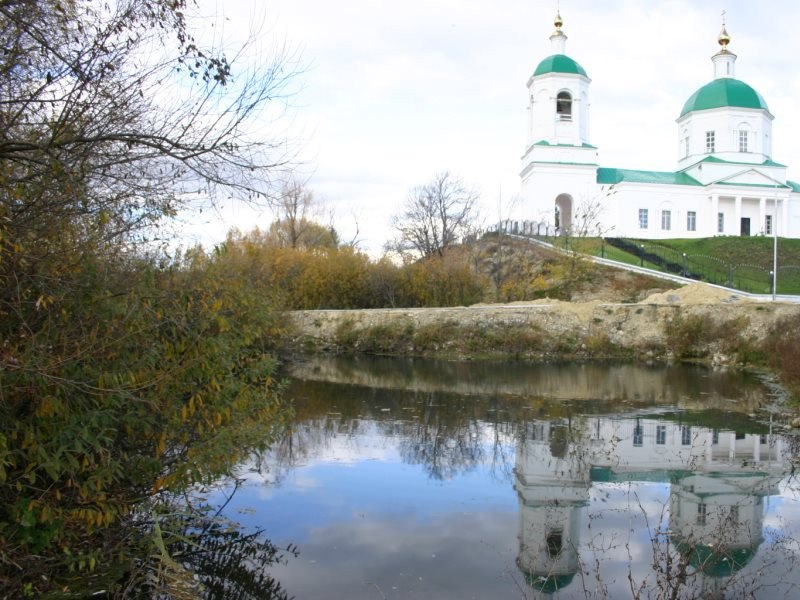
[{"left": 175, "top": 0, "right": 800, "bottom": 255}]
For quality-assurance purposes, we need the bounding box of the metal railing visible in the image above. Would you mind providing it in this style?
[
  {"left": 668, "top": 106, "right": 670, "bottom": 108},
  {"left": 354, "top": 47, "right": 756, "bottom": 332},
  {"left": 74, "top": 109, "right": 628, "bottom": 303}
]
[{"left": 485, "top": 221, "right": 800, "bottom": 295}]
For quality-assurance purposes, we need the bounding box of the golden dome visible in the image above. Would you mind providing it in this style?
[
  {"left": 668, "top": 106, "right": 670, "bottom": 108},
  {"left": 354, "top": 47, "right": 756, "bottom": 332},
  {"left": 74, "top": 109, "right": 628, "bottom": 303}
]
[
  {"left": 718, "top": 24, "right": 731, "bottom": 51},
  {"left": 554, "top": 10, "right": 563, "bottom": 31}
]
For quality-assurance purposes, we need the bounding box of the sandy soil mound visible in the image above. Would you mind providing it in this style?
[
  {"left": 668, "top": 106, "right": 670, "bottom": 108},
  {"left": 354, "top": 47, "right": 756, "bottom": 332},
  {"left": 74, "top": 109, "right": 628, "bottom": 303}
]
[{"left": 641, "top": 282, "right": 753, "bottom": 305}]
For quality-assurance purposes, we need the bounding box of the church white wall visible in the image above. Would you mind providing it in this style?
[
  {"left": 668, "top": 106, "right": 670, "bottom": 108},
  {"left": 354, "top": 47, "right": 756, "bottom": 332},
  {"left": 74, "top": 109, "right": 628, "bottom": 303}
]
[
  {"left": 677, "top": 108, "right": 773, "bottom": 169},
  {"left": 520, "top": 163, "right": 598, "bottom": 230},
  {"left": 607, "top": 185, "right": 709, "bottom": 239},
  {"left": 519, "top": 172, "right": 800, "bottom": 239}
]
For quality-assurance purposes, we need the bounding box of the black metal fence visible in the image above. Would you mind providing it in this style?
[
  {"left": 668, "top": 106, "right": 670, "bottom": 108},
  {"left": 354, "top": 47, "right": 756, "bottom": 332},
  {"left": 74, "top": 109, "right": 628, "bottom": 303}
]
[{"left": 486, "top": 221, "right": 800, "bottom": 295}]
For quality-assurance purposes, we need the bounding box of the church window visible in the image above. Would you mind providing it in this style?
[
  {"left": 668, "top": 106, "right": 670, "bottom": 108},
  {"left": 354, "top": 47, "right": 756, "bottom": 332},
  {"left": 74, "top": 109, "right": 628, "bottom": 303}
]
[
  {"left": 687, "top": 211, "right": 696, "bottom": 231},
  {"left": 765, "top": 214, "right": 773, "bottom": 235},
  {"left": 705, "top": 131, "right": 715, "bottom": 153},
  {"left": 697, "top": 503, "right": 707, "bottom": 526},
  {"left": 546, "top": 529, "right": 564, "bottom": 557},
  {"left": 681, "top": 426, "right": 691, "bottom": 445},
  {"left": 528, "top": 422, "right": 545, "bottom": 441},
  {"left": 739, "top": 130, "right": 748, "bottom": 152},
  {"left": 556, "top": 91, "right": 572, "bottom": 121},
  {"left": 661, "top": 210, "right": 671, "bottom": 231},
  {"left": 633, "top": 419, "right": 643, "bottom": 447},
  {"left": 638, "top": 208, "right": 648, "bottom": 229},
  {"left": 656, "top": 425, "right": 666, "bottom": 445},
  {"left": 718, "top": 212, "right": 724, "bottom": 233},
  {"left": 683, "top": 135, "right": 690, "bottom": 158}
]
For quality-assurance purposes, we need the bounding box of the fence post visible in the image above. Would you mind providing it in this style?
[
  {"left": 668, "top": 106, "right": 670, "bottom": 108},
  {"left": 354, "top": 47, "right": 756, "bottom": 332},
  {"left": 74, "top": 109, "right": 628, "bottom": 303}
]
[
  {"left": 640, "top": 244, "right": 645, "bottom": 267},
  {"left": 682, "top": 253, "right": 686, "bottom": 277},
  {"left": 728, "top": 266, "right": 733, "bottom": 287},
  {"left": 601, "top": 238, "right": 605, "bottom": 259}
]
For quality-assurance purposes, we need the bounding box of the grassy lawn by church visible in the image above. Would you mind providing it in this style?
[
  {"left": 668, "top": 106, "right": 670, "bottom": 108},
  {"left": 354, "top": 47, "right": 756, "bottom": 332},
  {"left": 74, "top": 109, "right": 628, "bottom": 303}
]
[{"left": 541, "top": 235, "right": 800, "bottom": 294}]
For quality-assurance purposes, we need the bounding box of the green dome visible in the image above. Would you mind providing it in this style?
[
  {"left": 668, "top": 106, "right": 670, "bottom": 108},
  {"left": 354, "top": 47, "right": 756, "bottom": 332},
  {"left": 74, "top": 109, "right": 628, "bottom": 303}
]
[
  {"left": 533, "top": 54, "right": 588, "bottom": 77},
  {"left": 680, "top": 78, "right": 769, "bottom": 117}
]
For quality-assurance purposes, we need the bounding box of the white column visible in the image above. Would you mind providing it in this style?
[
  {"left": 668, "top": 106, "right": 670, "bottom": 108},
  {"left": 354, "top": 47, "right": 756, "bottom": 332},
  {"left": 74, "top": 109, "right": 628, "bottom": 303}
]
[
  {"left": 728, "top": 433, "right": 736, "bottom": 461},
  {"left": 753, "top": 435, "right": 760, "bottom": 462},
  {"left": 759, "top": 198, "right": 766, "bottom": 234},
  {"left": 735, "top": 196, "right": 742, "bottom": 234},
  {"left": 782, "top": 196, "right": 789, "bottom": 236},
  {"left": 711, "top": 195, "right": 719, "bottom": 234},
  {"left": 572, "top": 98, "right": 581, "bottom": 146}
]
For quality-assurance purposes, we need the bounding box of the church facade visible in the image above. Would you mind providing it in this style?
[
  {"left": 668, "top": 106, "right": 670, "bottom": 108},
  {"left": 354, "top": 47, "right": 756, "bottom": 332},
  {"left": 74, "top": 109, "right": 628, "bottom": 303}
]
[{"left": 519, "top": 13, "right": 800, "bottom": 239}]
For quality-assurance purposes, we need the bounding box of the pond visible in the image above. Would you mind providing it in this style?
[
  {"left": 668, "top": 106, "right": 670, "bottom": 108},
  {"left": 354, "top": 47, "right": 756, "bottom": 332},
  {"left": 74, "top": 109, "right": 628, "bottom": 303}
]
[{"left": 212, "top": 357, "right": 800, "bottom": 599}]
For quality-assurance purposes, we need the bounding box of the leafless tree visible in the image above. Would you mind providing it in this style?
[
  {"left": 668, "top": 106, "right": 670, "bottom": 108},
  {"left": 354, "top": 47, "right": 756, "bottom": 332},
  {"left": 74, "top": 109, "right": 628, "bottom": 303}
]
[
  {"left": 265, "top": 178, "right": 340, "bottom": 248},
  {"left": 388, "top": 171, "right": 479, "bottom": 259},
  {"left": 0, "top": 0, "right": 299, "bottom": 252}
]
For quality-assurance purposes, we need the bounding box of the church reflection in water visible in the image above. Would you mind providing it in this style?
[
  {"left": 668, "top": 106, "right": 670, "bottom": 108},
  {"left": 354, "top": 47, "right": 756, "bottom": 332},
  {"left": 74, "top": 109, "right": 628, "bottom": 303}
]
[{"left": 515, "top": 416, "right": 786, "bottom": 595}]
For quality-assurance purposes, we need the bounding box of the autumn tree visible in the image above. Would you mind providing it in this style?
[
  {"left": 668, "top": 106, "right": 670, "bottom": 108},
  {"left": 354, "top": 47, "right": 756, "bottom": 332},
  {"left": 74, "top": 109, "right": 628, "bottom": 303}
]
[
  {"left": 264, "top": 179, "right": 339, "bottom": 249},
  {"left": 0, "top": 1, "right": 298, "bottom": 595},
  {"left": 388, "top": 171, "right": 480, "bottom": 259}
]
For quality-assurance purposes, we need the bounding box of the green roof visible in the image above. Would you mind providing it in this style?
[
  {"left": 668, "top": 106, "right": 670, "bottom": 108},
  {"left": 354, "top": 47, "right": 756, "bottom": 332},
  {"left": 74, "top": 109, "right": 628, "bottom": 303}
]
[
  {"left": 521, "top": 571, "right": 576, "bottom": 594},
  {"left": 788, "top": 180, "right": 800, "bottom": 193},
  {"left": 691, "top": 155, "right": 786, "bottom": 168},
  {"left": 590, "top": 466, "right": 692, "bottom": 483},
  {"left": 672, "top": 539, "right": 757, "bottom": 578},
  {"left": 597, "top": 167, "right": 702, "bottom": 186},
  {"left": 533, "top": 54, "right": 588, "bottom": 77},
  {"left": 533, "top": 140, "right": 597, "bottom": 149},
  {"left": 680, "top": 78, "right": 769, "bottom": 117}
]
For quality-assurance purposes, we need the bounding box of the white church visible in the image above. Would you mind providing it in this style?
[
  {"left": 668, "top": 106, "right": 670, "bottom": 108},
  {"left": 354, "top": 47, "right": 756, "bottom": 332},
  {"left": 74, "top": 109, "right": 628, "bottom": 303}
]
[{"left": 520, "top": 13, "right": 800, "bottom": 239}]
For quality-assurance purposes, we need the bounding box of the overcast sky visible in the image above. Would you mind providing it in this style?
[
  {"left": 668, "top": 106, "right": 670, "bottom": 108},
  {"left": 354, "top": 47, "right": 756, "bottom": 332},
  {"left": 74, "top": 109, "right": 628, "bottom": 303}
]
[{"left": 176, "top": 0, "right": 800, "bottom": 254}]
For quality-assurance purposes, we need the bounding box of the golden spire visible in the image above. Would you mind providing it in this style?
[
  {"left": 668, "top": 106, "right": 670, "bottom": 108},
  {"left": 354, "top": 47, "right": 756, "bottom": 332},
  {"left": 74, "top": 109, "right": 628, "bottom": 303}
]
[
  {"left": 554, "top": 10, "right": 563, "bottom": 32},
  {"left": 718, "top": 10, "right": 731, "bottom": 52}
]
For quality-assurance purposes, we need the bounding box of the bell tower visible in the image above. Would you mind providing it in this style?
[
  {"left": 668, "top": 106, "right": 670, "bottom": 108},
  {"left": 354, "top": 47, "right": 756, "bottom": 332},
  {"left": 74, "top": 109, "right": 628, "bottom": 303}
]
[
  {"left": 519, "top": 12, "right": 598, "bottom": 233},
  {"left": 521, "top": 12, "right": 596, "bottom": 174}
]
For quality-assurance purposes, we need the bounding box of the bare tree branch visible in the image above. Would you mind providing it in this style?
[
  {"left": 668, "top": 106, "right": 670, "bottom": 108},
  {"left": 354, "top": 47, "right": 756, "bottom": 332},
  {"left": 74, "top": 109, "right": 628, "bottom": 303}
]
[{"left": 388, "top": 171, "right": 480, "bottom": 260}]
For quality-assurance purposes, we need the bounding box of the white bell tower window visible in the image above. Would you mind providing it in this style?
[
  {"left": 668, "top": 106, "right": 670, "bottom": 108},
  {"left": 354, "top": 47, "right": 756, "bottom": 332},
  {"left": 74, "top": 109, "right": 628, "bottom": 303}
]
[
  {"left": 556, "top": 91, "right": 572, "bottom": 121},
  {"left": 738, "top": 130, "right": 748, "bottom": 152},
  {"left": 705, "top": 131, "right": 715, "bottom": 153}
]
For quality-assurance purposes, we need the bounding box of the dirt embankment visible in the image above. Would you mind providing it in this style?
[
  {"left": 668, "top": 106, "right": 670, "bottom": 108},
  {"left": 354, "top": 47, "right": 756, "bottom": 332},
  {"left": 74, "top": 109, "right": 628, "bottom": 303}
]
[{"left": 290, "top": 283, "right": 800, "bottom": 364}]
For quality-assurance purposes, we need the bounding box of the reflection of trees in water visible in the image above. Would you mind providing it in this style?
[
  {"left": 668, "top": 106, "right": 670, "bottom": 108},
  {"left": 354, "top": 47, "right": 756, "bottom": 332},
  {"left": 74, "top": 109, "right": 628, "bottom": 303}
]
[
  {"left": 396, "top": 392, "right": 488, "bottom": 480},
  {"left": 260, "top": 381, "right": 526, "bottom": 482},
  {"left": 289, "top": 355, "right": 771, "bottom": 409},
  {"left": 124, "top": 486, "right": 296, "bottom": 599}
]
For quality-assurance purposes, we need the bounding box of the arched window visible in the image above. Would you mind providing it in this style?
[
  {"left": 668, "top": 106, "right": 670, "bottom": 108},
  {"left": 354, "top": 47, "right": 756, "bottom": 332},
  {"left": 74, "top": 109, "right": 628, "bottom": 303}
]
[
  {"left": 556, "top": 91, "right": 572, "bottom": 121},
  {"left": 681, "top": 128, "right": 689, "bottom": 158}
]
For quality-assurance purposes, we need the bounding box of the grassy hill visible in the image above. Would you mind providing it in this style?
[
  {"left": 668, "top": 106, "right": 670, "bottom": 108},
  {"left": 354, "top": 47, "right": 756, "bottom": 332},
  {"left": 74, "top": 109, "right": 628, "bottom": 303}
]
[
  {"left": 542, "top": 235, "right": 800, "bottom": 294},
  {"left": 470, "top": 234, "right": 673, "bottom": 303}
]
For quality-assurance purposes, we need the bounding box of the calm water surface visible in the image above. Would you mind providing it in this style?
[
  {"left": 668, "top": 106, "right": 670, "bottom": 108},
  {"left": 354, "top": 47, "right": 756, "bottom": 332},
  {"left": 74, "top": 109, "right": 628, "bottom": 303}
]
[{"left": 216, "top": 357, "right": 800, "bottom": 599}]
